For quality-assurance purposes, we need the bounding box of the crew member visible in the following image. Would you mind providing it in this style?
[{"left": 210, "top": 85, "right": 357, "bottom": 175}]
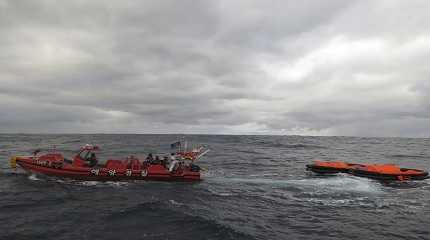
[
  {"left": 146, "top": 153, "right": 154, "bottom": 163},
  {"left": 162, "top": 156, "right": 169, "bottom": 168},
  {"left": 169, "top": 153, "right": 179, "bottom": 172},
  {"left": 154, "top": 155, "right": 161, "bottom": 164},
  {"left": 88, "top": 152, "right": 98, "bottom": 167}
]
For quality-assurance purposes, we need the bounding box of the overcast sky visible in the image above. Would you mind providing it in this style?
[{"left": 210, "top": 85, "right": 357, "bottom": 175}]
[{"left": 1, "top": 0, "right": 430, "bottom": 137}]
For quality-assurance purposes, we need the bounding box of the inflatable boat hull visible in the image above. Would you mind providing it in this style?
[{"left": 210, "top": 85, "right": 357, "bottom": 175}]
[{"left": 12, "top": 152, "right": 201, "bottom": 182}]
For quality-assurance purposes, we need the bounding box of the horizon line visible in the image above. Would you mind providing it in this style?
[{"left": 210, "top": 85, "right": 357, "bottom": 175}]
[{"left": 0, "top": 132, "right": 428, "bottom": 139}]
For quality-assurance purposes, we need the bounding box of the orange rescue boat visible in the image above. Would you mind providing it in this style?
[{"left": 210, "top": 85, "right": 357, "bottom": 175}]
[{"left": 9, "top": 144, "right": 209, "bottom": 182}]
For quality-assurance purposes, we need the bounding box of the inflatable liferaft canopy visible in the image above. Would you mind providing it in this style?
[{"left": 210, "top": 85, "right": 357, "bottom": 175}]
[
  {"left": 349, "top": 164, "right": 429, "bottom": 181},
  {"left": 306, "top": 160, "right": 429, "bottom": 181},
  {"left": 306, "top": 160, "right": 364, "bottom": 174}
]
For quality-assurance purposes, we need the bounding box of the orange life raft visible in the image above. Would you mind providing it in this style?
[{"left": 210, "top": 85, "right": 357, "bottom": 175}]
[
  {"left": 306, "top": 160, "right": 429, "bottom": 181},
  {"left": 350, "top": 164, "right": 428, "bottom": 181},
  {"left": 306, "top": 160, "right": 365, "bottom": 174}
]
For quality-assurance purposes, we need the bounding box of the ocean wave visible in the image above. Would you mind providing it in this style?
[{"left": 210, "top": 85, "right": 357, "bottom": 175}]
[
  {"left": 387, "top": 154, "right": 430, "bottom": 159},
  {"left": 61, "top": 139, "right": 82, "bottom": 144},
  {"left": 260, "top": 142, "right": 327, "bottom": 149},
  {"left": 1, "top": 134, "right": 429, "bottom": 240},
  {"left": 207, "top": 187, "right": 235, "bottom": 197},
  {"left": 236, "top": 149, "right": 265, "bottom": 155},
  {"left": 104, "top": 201, "right": 255, "bottom": 240}
]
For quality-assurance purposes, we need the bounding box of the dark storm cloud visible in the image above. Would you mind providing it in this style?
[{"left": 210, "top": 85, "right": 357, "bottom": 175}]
[{"left": 1, "top": 0, "right": 430, "bottom": 136}]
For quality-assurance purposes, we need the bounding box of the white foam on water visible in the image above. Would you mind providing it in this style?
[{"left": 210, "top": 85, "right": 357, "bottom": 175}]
[
  {"left": 289, "top": 175, "right": 383, "bottom": 194},
  {"left": 169, "top": 199, "right": 184, "bottom": 206},
  {"left": 207, "top": 175, "right": 383, "bottom": 196},
  {"left": 106, "top": 181, "right": 129, "bottom": 188},
  {"left": 201, "top": 169, "right": 226, "bottom": 178},
  {"left": 79, "top": 181, "right": 100, "bottom": 186},
  {"left": 71, "top": 180, "right": 131, "bottom": 188},
  {"left": 207, "top": 187, "right": 235, "bottom": 197},
  {"left": 206, "top": 175, "right": 387, "bottom": 209},
  {"left": 28, "top": 173, "right": 40, "bottom": 181},
  {"left": 249, "top": 173, "right": 279, "bottom": 177},
  {"left": 303, "top": 196, "right": 382, "bottom": 207},
  {"left": 285, "top": 176, "right": 389, "bottom": 207}
]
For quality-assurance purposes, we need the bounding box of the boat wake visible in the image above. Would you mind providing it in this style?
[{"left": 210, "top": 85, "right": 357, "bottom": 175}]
[
  {"left": 207, "top": 175, "right": 382, "bottom": 194},
  {"left": 204, "top": 175, "right": 386, "bottom": 208},
  {"left": 290, "top": 175, "right": 383, "bottom": 194}
]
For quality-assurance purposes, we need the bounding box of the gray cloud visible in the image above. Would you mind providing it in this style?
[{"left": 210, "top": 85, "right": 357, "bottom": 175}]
[{"left": 1, "top": 0, "right": 430, "bottom": 137}]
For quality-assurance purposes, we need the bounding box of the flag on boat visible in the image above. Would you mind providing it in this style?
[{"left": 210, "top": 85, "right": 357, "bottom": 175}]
[{"left": 170, "top": 141, "right": 181, "bottom": 149}]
